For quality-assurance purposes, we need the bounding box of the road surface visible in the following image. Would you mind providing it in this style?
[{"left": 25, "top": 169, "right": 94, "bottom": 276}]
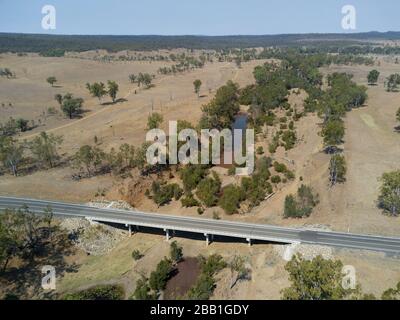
[{"left": 0, "top": 196, "right": 400, "bottom": 254}]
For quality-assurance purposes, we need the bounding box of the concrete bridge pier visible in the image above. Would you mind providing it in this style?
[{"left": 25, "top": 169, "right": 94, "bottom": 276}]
[
  {"left": 205, "top": 233, "right": 214, "bottom": 246},
  {"left": 246, "top": 238, "right": 252, "bottom": 247},
  {"left": 165, "top": 229, "right": 171, "bottom": 241}
]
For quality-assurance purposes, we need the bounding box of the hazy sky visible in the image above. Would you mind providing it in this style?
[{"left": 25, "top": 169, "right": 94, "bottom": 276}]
[{"left": 0, "top": 0, "right": 398, "bottom": 35}]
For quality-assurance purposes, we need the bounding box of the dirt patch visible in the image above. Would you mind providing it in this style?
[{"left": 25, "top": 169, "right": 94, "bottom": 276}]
[{"left": 164, "top": 257, "right": 201, "bottom": 300}]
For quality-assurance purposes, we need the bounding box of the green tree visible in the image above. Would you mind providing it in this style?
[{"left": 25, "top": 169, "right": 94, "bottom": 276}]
[
  {"left": 187, "top": 273, "right": 215, "bottom": 300},
  {"left": 385, "top": 74, "right": 400, "bottom": 92},
  {"left": 382, "top": 281, "right": 400, "bottom": 300},
  {"left": 284, "top": 185, "right": 319, "bottom": 219},
  {"left": 0, "top": 136, "right": 25, "bottom": 176},
  {"left": 147, "top": 113, "right": 163, "bottom": 130},
  {"left": 138, "top": 73, "right": 153, "bottom": 88},
  {"left": 321, "top": 119, "right": 345, "bottom": 150},
  {"left": 61, "top": 94, "right": 84, "bottom": 119},
  {"left": 107, "top": 80, "right": 119, "bottom": 103},
  {"left": 329, "top": 154, "right": 347, "bottom": 186},
  {"left": 46, "top": 76, "right": 57, "bottom": 87},
  {"left": 170, "top": 241, "right": 183, "bottom": 263},
  {"left": 367, "top": 70, "right": 380, "bottom": 85},
  {"left": 149, "top": 258, "right": 173, "bottom": 292},
  {"left": 73, "top": 145, "right": 105, "bottom": 176},
  {"left": 16, "top": 118, "right": 29, "bottom": 132},
  {"left": 86, "top": 82, "right": 107, "bottom": 102},
  {"left": 282, "top": 255, "right": 354, "bottom": 300},
  {"left": 132, "top": 276, "right": 155, "bottom": 300},
  {"left": 64, "top": 285, "right": 124, "bottom": 300},
  {"left": 230, "top": 255, "right": 250, "bottom": 282},
  {"left": 29, "top": 132, "right": 63, "bottom": 168},
  {"left": 54, "top": 93, "right": 63, "bottom": 106},
  {"left": 193, "top": 79, "right": 202, "bottom": 97},
  {"left": 199, "top": 81, "right": 240, "bottom": 130},
  {"left": 218, "top": 184, "right": 242, "bottom": 214},
  {"left": 129, "top": 74, "right": 136, "bottom": 84},
  {"left": 377, "top": 170, "right": 400, "bottom": 216},
  {"left": 132, "top": 250, "right": 143, "bottom": 261},
  {"left": 196, "top": 172, "right": 221, "bottom": 207}
]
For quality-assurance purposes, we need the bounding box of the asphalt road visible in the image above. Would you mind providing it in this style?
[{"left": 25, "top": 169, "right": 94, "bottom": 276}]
[{"left": 1, "top": 196, "right": 400, "bottom": 254}]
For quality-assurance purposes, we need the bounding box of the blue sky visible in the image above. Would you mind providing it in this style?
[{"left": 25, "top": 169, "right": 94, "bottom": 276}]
[{"left": 0, "top": 0, "right": 398, "bottom": 35}]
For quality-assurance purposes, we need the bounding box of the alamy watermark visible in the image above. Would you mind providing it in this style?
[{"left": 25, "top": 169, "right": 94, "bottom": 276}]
[
  {"left": 41, "top": 265, "right": 56, "bottom": 290},
  {"left": 41, "top": 5, "right": 56, "bottom": 30},
  {"left": 342, "top": 265, "right": 357, "bottom": 290},
  {"left": 341, "top": 5, "right": 356, "bottom": 30},
  {"left": 145, "top": 121, "right": 255, "bottom": 175}
]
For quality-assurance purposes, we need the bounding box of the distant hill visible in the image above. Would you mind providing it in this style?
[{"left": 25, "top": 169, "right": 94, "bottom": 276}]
[{"left": 1, "top": 32, "right": 400, "bottom": 54}]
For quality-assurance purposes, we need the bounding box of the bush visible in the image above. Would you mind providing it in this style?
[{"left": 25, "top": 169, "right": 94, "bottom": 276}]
[
  {"left": 268, "top": 141, "right": 278, "bottom": 154},
  {"left": 218, "top": 184, "right": 242, "bottom": 214},
  {"left": 64, "top": 285, "right": 125, "bottom": 300},
  {"left": 180, "top": 165, "right": 207, "bottom": 192},
  {"left": 329, "top": 154, "right": 347, "bottom": 185},
  {"left": 151, "top": 182, "right": 183, "bottom": 206},
  {"left": 282, "top": 130, "right": 297, "bottom": 150},
  {"left": 181, "top": 193, "right": 200, "bottom": 207},
  {"left": 149, "top": 258, "right": 173, "bottom": 291},
  {"left": 196, "top": 172, "right": 221, "bottom": 207},
  {"left": 284, "top": 185, "right": 319, "bottom": 218},
  {"left": 271, "top": 175, "right": 281, "bottom": 184},
  {"left": 273, "top": 161, "right": 287, "bottom": 173},
  {"left": 132, "top": 250, "right": 144, "bottom": 261},
  {"left": 199, "top": 254, "right": 227, "bottom": 276},
  {"left": 147, "top": 113, "right": 163, "bottom": 129},
  {"left": 132, "top": 276, "right": 156, "bottom": 300},
  {"left": 187, "top": 273, "right": 215, "bottom": 300},
  {"left": 285, "top": 170, "right": 295, "bottom": 180},
  {"left": 256, "top": 146, "right": 264, "bottom": 155},
  {"left": 378, "top": 170, "right": 400, "bottom": 216},
  {"left": 170, "top": 241, "right": 183, "bottom": 263}
]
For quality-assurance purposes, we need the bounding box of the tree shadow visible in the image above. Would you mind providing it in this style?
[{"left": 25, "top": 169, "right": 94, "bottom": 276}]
[
  {"left": 323, "top": 146, "right": 344, "bottom": 155},
  {"left": 101, "top": 98, "right": 128, "bottom": 106},
  {"left": 394, "top": 125, "right": 400, "bottom": 133},
  {"left": 0, "top": 227, "right": 80, "bottom": 299}
]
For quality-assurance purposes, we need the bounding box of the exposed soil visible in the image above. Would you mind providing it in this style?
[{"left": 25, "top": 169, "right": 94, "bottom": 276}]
[{"left": 164, "top": 257, "right": 201, "bottom": 300}]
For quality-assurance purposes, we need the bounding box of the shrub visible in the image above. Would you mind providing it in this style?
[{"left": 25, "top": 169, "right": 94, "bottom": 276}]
[
  {"left": 196, "top": 172, "right": 221, "bottom": 207},
  {"left": 64, "top": 285, "right": 125, "bottom": 300},
  {"left": 149, "top": 258, "right": 173, "bottom": 292},
  {"left": 377, "top": 170, "right": 400, "bottom": 216},
  {"left": 284, "top": 185, "right": 319, "bottom": 218},
  {"left": 181, "top": 193, "right": 200, "bottom": 207},
  {"left": 282, "top": 130, "right": 297, "bottom": 150},
  {"left": 170, "top": 241, "right": 183, "bottom": 263},
  {"left": 132, "top": 276, "right": 156, "bottom": 300},
  {"left": 268, "top": 141, "right": 278, "bottom": 154},
  {"left": 285, "top": 170, "right": 295, "bottom": 180},
  {"left": 147, "top": 113, "right": 163, "bottom": 129},
  {"left": 151, "top": 182, "right": 183, "bottom": 206},
  {"left": 271, "top": 175, "right": 281, "bottom": 184},
  {"left": 273, "top": 161, "right": 287, "bottom": 173},
  {"left": 180, "top": 165, "right": 207, "bottom": 192},
  {"left": 329, "top": 154, "right": 346, "bottom": 185},
  {"left": 132, "top": 250, "right": 144, "bottom": 261},
  {"left": 218, "top": 184, "right": 242, "bottom": 214}
]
